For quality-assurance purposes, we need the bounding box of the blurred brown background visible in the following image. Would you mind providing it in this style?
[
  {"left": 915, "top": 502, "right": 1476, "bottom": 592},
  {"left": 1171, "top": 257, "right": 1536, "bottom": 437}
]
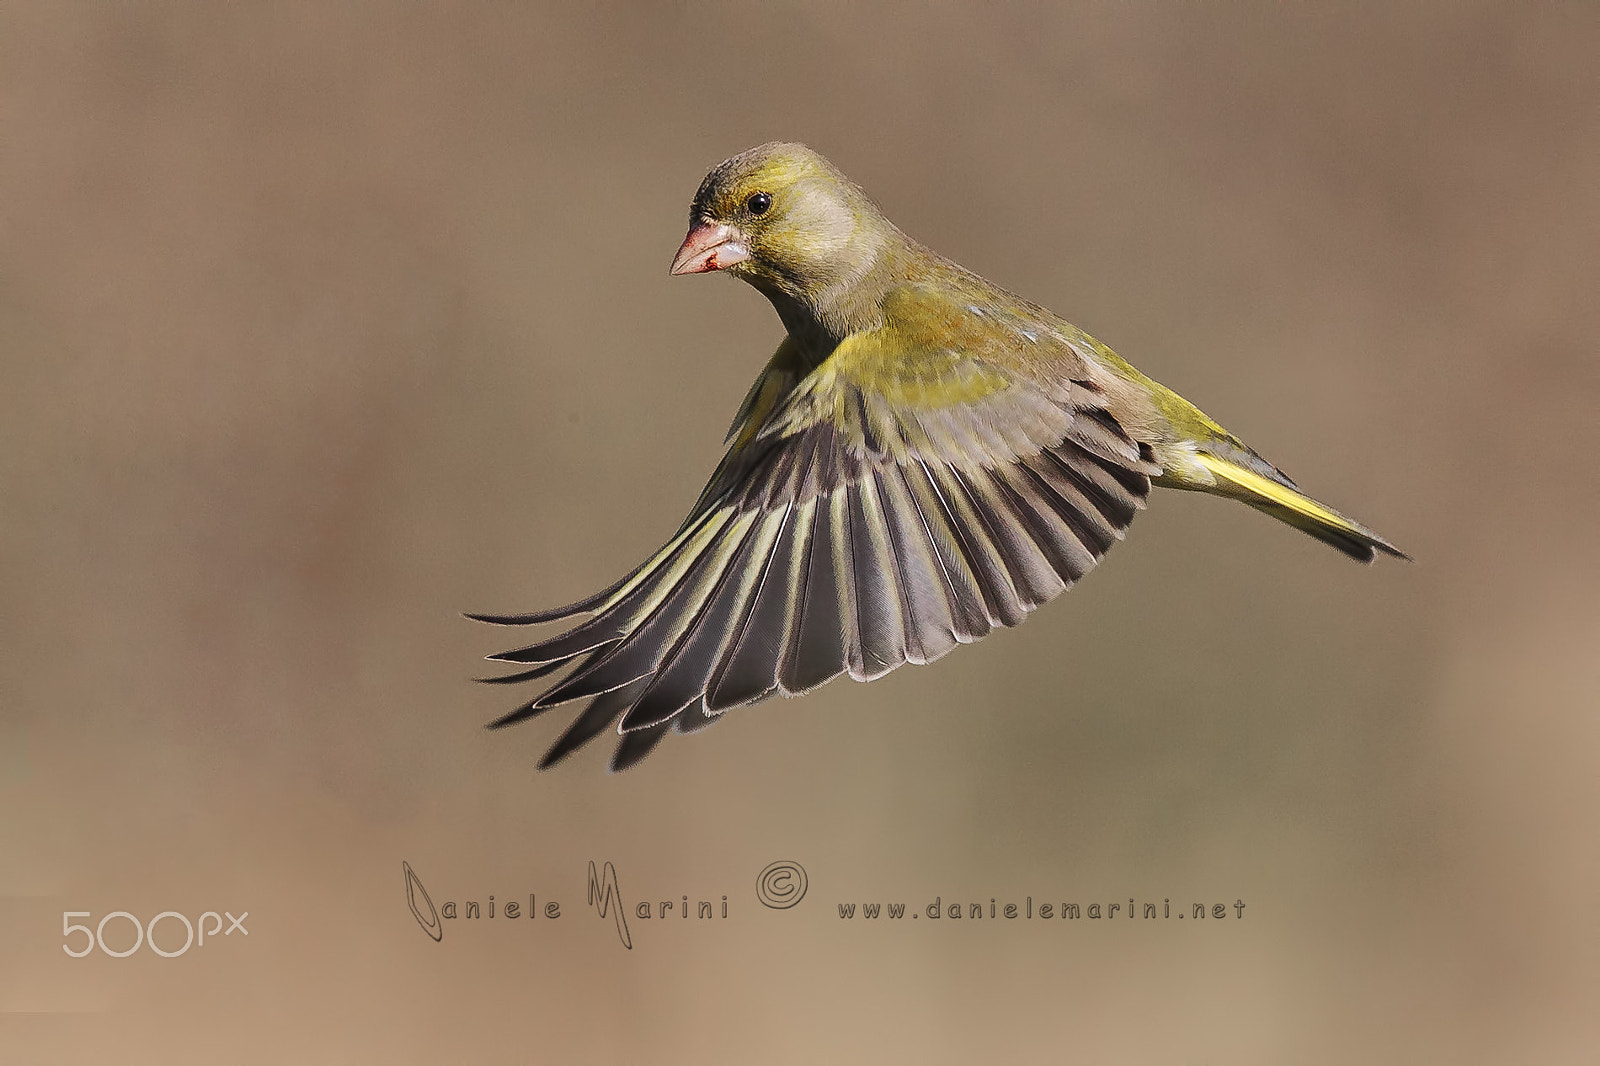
[{"left": 2, "top": 3, "right": 1597, "bottom": 1062}]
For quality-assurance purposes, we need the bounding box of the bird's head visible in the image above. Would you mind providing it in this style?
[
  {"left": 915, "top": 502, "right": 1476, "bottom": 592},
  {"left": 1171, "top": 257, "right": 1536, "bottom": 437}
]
[{"left": 671, "top": 143, "right": 891, "bottom": 312}]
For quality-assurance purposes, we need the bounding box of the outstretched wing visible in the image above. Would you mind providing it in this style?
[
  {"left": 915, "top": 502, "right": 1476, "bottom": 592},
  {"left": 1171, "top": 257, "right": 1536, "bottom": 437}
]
[{"left": 473, "top": 286, "right": 1159, "bottom": 771}]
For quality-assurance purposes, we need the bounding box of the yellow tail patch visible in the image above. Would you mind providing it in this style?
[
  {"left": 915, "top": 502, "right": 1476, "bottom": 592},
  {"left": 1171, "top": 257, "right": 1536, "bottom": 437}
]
[
  {"left": 1191, "top": 452, "right": 1408, "bottom": 562},
  {"left": 1192, "top": 453, "right": 1345, "bottom": 525}
]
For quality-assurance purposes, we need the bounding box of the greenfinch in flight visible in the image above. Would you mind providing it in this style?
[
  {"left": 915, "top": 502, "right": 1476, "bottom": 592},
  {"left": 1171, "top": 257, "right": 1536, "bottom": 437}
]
[{"left": 473, "top": 142, "right": 1406, "bottom": 772}]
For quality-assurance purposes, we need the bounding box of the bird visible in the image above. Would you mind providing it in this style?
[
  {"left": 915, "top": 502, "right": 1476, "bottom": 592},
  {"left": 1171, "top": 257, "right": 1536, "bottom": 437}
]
[{"left": 471, "top": 142, "right": 1406, "bottom": 773}]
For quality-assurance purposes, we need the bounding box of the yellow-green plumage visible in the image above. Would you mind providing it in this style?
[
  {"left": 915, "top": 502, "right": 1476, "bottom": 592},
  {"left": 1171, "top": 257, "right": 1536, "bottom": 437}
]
[{"left": 473, "top": 142, "right": 1406, "bottom": 772}]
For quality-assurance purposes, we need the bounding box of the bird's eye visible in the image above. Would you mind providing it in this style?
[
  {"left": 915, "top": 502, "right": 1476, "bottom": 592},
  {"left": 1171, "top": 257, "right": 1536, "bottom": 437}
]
[{"left": 746, "top": 192, "right": 772, "bottom": 216}]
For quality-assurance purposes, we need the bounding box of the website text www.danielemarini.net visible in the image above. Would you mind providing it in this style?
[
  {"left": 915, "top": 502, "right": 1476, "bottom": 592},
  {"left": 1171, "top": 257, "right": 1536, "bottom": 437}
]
[
  {"left": 835, "top": 898, "right": 1247, "bottom": 921},
  {"left": 401, "top": 858, "right": 1248, "bottom": 955}
]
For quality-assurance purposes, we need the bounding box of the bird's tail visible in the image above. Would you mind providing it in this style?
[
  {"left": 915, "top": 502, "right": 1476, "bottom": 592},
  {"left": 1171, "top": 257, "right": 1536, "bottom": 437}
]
[{"left": 1188, "top": 452, "right": 1408, "bottom": 563}]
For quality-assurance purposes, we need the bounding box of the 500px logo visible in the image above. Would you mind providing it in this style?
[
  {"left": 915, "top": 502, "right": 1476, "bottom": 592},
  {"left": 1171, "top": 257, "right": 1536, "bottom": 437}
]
[{"left": 61, "top": 910, "right": 249, "bottom": 958}]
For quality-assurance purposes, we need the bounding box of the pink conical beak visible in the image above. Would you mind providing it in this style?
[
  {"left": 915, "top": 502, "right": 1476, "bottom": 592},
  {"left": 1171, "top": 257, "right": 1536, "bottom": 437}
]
[{"left": 670, "top": 221, "right": 750, "bottom": 275}]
